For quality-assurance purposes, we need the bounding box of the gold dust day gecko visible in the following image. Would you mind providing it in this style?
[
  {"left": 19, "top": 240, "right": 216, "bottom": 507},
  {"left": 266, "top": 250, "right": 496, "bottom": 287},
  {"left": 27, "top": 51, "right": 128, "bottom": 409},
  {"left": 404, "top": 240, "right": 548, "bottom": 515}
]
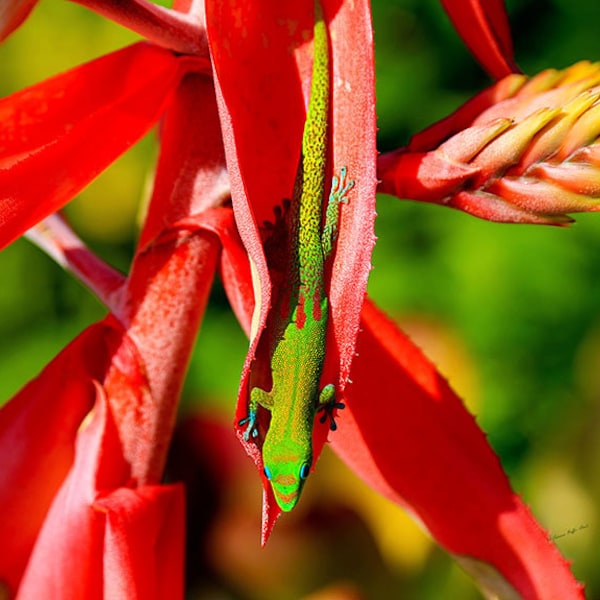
[{"left": 239, "top": 0, "right": 354, "bottom": 511}]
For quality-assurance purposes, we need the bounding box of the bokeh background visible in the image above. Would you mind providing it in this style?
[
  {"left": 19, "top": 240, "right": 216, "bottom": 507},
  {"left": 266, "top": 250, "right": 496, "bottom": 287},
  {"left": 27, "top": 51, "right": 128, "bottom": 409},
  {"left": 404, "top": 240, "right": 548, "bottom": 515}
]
[{"left": 1, "top": 0, "right": 599, "bottom": 598}]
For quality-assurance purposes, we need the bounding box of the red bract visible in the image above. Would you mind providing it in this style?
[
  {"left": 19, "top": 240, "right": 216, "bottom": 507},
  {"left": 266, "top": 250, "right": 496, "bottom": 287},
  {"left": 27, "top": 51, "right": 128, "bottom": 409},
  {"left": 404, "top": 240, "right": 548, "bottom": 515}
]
[
  {"left": 440, "top": 0, "right": 518, "bottom": 78},
  {"left": 0, "top": 0, "right": 589, "bottom": 598},
  {"left": 332, "top": 301, "right": 583, "bottom": 598},
  {"left": 0, "top": 322, "right": 117, "bottom": 592},
  {"left": 16, "top": 347, "right": 185, "bottom": 599},
  {"left": 0, "top": 43, "right": 207, "bottom": 251},
  {"left": 0, "top": 316, "right": 187, "bottom": 596}
]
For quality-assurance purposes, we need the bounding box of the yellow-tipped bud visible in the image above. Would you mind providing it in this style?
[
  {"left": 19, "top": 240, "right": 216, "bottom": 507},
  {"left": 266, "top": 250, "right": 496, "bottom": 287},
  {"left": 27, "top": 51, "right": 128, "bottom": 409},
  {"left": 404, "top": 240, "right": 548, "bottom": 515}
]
[{"left": 379, "top": 61, "right": 600, "bottom": 225}]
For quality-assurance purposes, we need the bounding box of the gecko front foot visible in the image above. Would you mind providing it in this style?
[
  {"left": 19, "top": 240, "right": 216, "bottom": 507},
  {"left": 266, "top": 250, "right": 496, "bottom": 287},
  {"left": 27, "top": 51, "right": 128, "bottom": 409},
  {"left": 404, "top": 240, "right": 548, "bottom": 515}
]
[
  {"left": 318, "top": 383, "right": 345, "bottom": 431},
  {"left": 319, "top": 401, "right": 346, "bottom": 431},
  {"left": 322, "top": 166, "right": 355, "bottom": 258},
  {"left": 330, "top": 166, "right": 355, "bottom": 205},
  {"left": 238, "top": 411, "right": 259, "bottom": 441}
]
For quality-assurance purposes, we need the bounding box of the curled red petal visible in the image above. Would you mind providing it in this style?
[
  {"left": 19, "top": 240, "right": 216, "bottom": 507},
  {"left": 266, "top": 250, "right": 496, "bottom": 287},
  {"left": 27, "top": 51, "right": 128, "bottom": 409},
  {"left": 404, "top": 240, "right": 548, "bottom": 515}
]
[
  {"left": 137, "top": 73, "right": 230, "bottom": 249},
  {"left": 331, "top": 300, "right": 584, "bottom": 599},
  {"left": 0, "top": 42, "right": 183, "bottom": 251},
  {"left": 17, "top": 385, "right": 185, "bottom": 598},
  {"left": 0, "top": 320, "right": 124, "bottom": 594},
  {"left": 440, "top": 0, "right": 518, "bottom": 79},
  {"left": 325, "top": 0, "right": 378, "bottom": 389},
  {"left": 97, "top": 486, "right": 185, "bottom": 600},
  {"left": 108, "top": 74, "right": 229, "bottom": 483},
  {"left": 171, "top": 207, "right": 254, "bottom": 337}
]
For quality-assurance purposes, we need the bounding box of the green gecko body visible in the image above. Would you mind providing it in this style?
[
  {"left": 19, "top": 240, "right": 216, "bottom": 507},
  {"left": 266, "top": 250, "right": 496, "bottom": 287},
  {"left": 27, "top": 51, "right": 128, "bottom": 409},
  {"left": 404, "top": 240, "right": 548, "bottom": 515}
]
[{"left": 240, "top": 0, "right": 354, "bottom": 512}]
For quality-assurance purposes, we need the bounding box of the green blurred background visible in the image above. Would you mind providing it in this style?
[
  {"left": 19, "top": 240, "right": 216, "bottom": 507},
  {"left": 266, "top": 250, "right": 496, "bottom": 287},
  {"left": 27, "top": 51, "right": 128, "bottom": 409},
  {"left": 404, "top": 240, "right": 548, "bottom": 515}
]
[{"left": 1, "top": 0, "right": 599, "bottom": 598}]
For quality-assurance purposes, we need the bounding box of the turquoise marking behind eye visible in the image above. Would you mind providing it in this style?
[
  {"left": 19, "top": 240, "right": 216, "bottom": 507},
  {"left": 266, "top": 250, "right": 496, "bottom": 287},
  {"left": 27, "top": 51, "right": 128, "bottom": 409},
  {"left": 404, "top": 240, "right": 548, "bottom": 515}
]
[
  {"left": 263, "top": 465, "right": 273, "bottom": 480},
  {"left": 299, "top": 463, "right": 311, "bottom": 480}
]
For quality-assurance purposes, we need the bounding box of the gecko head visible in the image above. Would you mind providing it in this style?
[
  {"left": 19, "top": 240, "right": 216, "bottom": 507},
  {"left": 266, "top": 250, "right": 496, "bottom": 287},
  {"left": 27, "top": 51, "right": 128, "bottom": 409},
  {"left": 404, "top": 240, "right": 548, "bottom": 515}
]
[{"left": 262, "top": 439, "right": 312, "bottom": 512}]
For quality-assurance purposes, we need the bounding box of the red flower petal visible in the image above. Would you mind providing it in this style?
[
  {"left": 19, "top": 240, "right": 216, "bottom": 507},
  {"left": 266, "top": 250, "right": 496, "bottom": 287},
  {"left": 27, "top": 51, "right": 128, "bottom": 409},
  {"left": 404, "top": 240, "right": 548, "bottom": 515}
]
[
  {"left": 331, "top": 300, "right": 584, "bottom": 598},
  {"left": 323, "top": 0, "right": 378, "bottom": 389},
  {"left": 171, "top": 206, "right": 255, "bottom": 337},
  {"left": 137, "top": 74, "right": 230, "bottom": 249},
  {"left": 440, "top": 0, "right": 518, "bottom": 79},
  {"left": 96, "top": 486, "right": 185, "bottom": 600},
  {"left": 17, "top": 386, "right": 185, "bottom": 598},
  {"left": 206, "top": 0, "right": 377, "bottom": 540},
  {"left": 0, "top": 320, "right": 123, "bottom": 594},
  {"left": 0, "top": 42, "right": 183, "bottom": 251},
  {"left": 111, "top": 75, "right": 232, "bottom": 483}
]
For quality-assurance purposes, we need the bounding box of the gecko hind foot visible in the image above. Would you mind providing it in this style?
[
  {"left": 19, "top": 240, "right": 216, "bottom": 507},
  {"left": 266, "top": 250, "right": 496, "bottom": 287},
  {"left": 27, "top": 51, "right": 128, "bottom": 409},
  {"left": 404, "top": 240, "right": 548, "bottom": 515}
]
[{"left": 319, "top": 401, "right": 346, "bottom": 431}]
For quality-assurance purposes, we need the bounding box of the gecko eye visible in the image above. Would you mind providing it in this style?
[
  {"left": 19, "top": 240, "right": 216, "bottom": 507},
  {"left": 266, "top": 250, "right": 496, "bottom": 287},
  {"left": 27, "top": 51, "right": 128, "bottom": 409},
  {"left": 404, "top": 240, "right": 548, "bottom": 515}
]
[
  {"left": 263, "top": 465, "right": 273, "bottom": 481},
  {"left": 299, "top": 463, "right": 311, "bottom": 480}
]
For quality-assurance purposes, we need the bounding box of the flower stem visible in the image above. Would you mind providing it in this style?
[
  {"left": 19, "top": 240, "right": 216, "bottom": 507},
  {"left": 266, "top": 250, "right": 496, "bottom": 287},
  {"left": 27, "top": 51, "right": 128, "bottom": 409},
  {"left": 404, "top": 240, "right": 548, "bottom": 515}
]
[
  {"left": 68, "top": 0, "right": 208, "bottom": 56},
  {"left": 25, "top": 214, "right": 126, "bottom": 313}
]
